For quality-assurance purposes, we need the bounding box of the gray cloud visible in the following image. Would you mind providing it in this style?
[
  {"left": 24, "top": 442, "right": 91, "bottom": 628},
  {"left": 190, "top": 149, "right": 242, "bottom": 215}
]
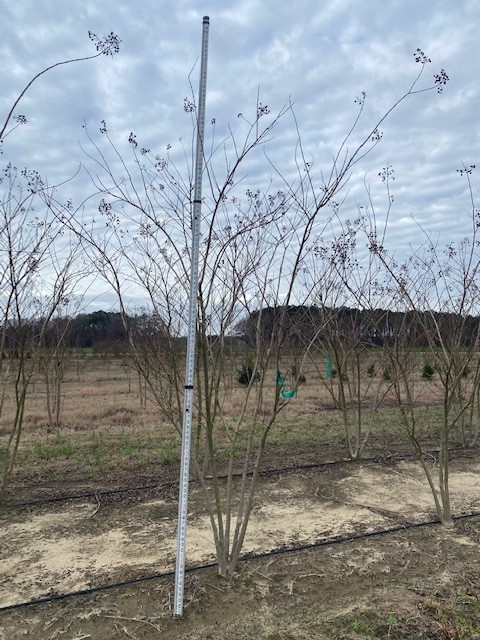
[{"left": 1, "top": 0, "right": 479, "bottom": 309}]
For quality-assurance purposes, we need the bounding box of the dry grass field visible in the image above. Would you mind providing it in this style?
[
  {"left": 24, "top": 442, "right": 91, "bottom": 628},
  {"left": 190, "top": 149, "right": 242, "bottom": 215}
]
[{"left": 0, "top": 352, "right": 455, "bottom": 486}]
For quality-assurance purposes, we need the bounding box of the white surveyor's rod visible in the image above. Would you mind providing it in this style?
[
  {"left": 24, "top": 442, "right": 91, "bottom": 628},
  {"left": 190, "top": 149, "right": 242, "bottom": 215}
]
[{"left": 173, "top": 15, "right": 210, "bottom": 618}]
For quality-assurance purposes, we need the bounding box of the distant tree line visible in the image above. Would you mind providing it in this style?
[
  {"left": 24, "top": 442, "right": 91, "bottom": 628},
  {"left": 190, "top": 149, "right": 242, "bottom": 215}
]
[
  {"left": 3, "top": 305, "right": 478, "bottom": 357},
  {"left": 1, "top": 310, "right": 128, "bottom": 354},
  {"left": 235, "top": 305, "right": 480, "bottom": 349}
]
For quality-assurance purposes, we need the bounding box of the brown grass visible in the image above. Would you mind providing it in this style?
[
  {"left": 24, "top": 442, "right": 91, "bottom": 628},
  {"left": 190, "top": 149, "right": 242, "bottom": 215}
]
[{"left": 0, "top": 353, "right": 471, "bottom": 483}]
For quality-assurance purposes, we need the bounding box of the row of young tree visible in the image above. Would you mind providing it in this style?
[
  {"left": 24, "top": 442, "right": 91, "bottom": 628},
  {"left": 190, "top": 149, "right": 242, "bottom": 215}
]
[{"left": 1, "top": 37, "right": 478, "bottom": 576}]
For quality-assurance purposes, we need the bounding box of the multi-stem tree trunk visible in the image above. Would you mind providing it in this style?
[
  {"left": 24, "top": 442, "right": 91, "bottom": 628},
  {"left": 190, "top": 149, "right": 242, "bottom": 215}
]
[
  {"left": 0, "top": 349, "right": 30, "bottom": 500},
  {"left": 42, "top": 347, "right": 67, "bottom": 430},
  {"left": 383, "top": 332, "right": 454, "bottom": 526}
]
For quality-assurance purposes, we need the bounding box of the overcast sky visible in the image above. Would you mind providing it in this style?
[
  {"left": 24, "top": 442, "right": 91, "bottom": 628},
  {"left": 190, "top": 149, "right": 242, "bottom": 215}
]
[{"left": 1, "top": 0, "right": 479, "bottom": 311}]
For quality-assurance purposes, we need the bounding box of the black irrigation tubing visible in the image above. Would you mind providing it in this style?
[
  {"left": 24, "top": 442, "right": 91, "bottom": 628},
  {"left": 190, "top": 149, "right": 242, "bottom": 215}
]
[
  {"left": 3, "top": 479, "right": 180, "bottom": 508},
  {"left": 3, "top": 445, "right": 477, "bottom": 510},
  {"left": 1, "top": 510, "right": 480, "bottom": 614},
  {"left": 3, "top": 457, "right": 361, "bottom": 509},
  {"left": 3, "top": 456, "right": 384, "bottom": 509}
]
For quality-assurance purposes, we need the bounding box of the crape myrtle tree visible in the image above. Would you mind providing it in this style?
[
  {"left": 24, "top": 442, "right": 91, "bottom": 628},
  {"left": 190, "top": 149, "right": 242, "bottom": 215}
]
[
  {"left": 0, "top": 165, "right": 86, "bottom": 499},
  {"left": 434, "top": 166, "right": 480, "bottom": 449},
  {"left": 336, "top": 164, "right": 479, "bottom": 527},
  {"left": 300, "top": 232, "right": 394, "bottom": 459},
  {"left": 314, "top": 307, "right": 393, "bottom": 460},
  {"left": 375, "top": 167, "right": 480, "bottom": 526},
  {"left": 0, "top": 31, "right": 121, "bottom": 498},
  {"left": 71, "top": 50, "right": 449, "bottom": 574},
  {"left": 38, "top": 269, "right": 85, "bottom": 431}
]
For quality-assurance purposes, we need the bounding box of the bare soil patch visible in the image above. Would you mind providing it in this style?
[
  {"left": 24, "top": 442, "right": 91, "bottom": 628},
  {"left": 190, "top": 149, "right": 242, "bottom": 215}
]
[{"left": 1, "top": 457, "right": 480, "bottom": 639}]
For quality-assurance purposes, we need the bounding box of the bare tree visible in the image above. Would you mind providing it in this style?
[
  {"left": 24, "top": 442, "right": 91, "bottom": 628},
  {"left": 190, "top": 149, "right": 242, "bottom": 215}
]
[
  {"left": 0, "top": 29, "right": 121, "bottom": 497},
  {"left": 70, "top": 49, "right": 449, "bottom": 572},
  {"left": 345, "top": 164, "right": 480, "bottom": 526},
  {"left": 0, "top": 165, "right": 85, "bottom": 498},
  {"left": 299, "top": 211, "right": 397, "bottom": 459},
  {"left": 38, "top": 254, "right": 85, "bottom": 431}
]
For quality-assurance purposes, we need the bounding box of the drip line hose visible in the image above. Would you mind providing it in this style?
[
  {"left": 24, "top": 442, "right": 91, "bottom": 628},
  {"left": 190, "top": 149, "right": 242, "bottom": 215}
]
[
  {"left": 4, "top": 458, "right": 360, "bottom": 509},
  {"left": 3, "top": 445, "right": 476, "bottom": 510},
  {"left": 1, "top": 510, "right": 479, "bottom": 614}
]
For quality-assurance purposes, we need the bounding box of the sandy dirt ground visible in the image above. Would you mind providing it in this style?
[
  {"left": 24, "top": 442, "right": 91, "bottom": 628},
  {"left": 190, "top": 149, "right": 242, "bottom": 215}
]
[{"left": 1, "top": 458, "right": 479, "bottom": 612}]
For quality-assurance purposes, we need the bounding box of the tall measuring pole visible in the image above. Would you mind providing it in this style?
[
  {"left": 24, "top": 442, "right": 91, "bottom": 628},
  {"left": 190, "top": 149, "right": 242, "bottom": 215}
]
[{"left": 173, "top": 15, "right": 210, "bottom": 618}]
